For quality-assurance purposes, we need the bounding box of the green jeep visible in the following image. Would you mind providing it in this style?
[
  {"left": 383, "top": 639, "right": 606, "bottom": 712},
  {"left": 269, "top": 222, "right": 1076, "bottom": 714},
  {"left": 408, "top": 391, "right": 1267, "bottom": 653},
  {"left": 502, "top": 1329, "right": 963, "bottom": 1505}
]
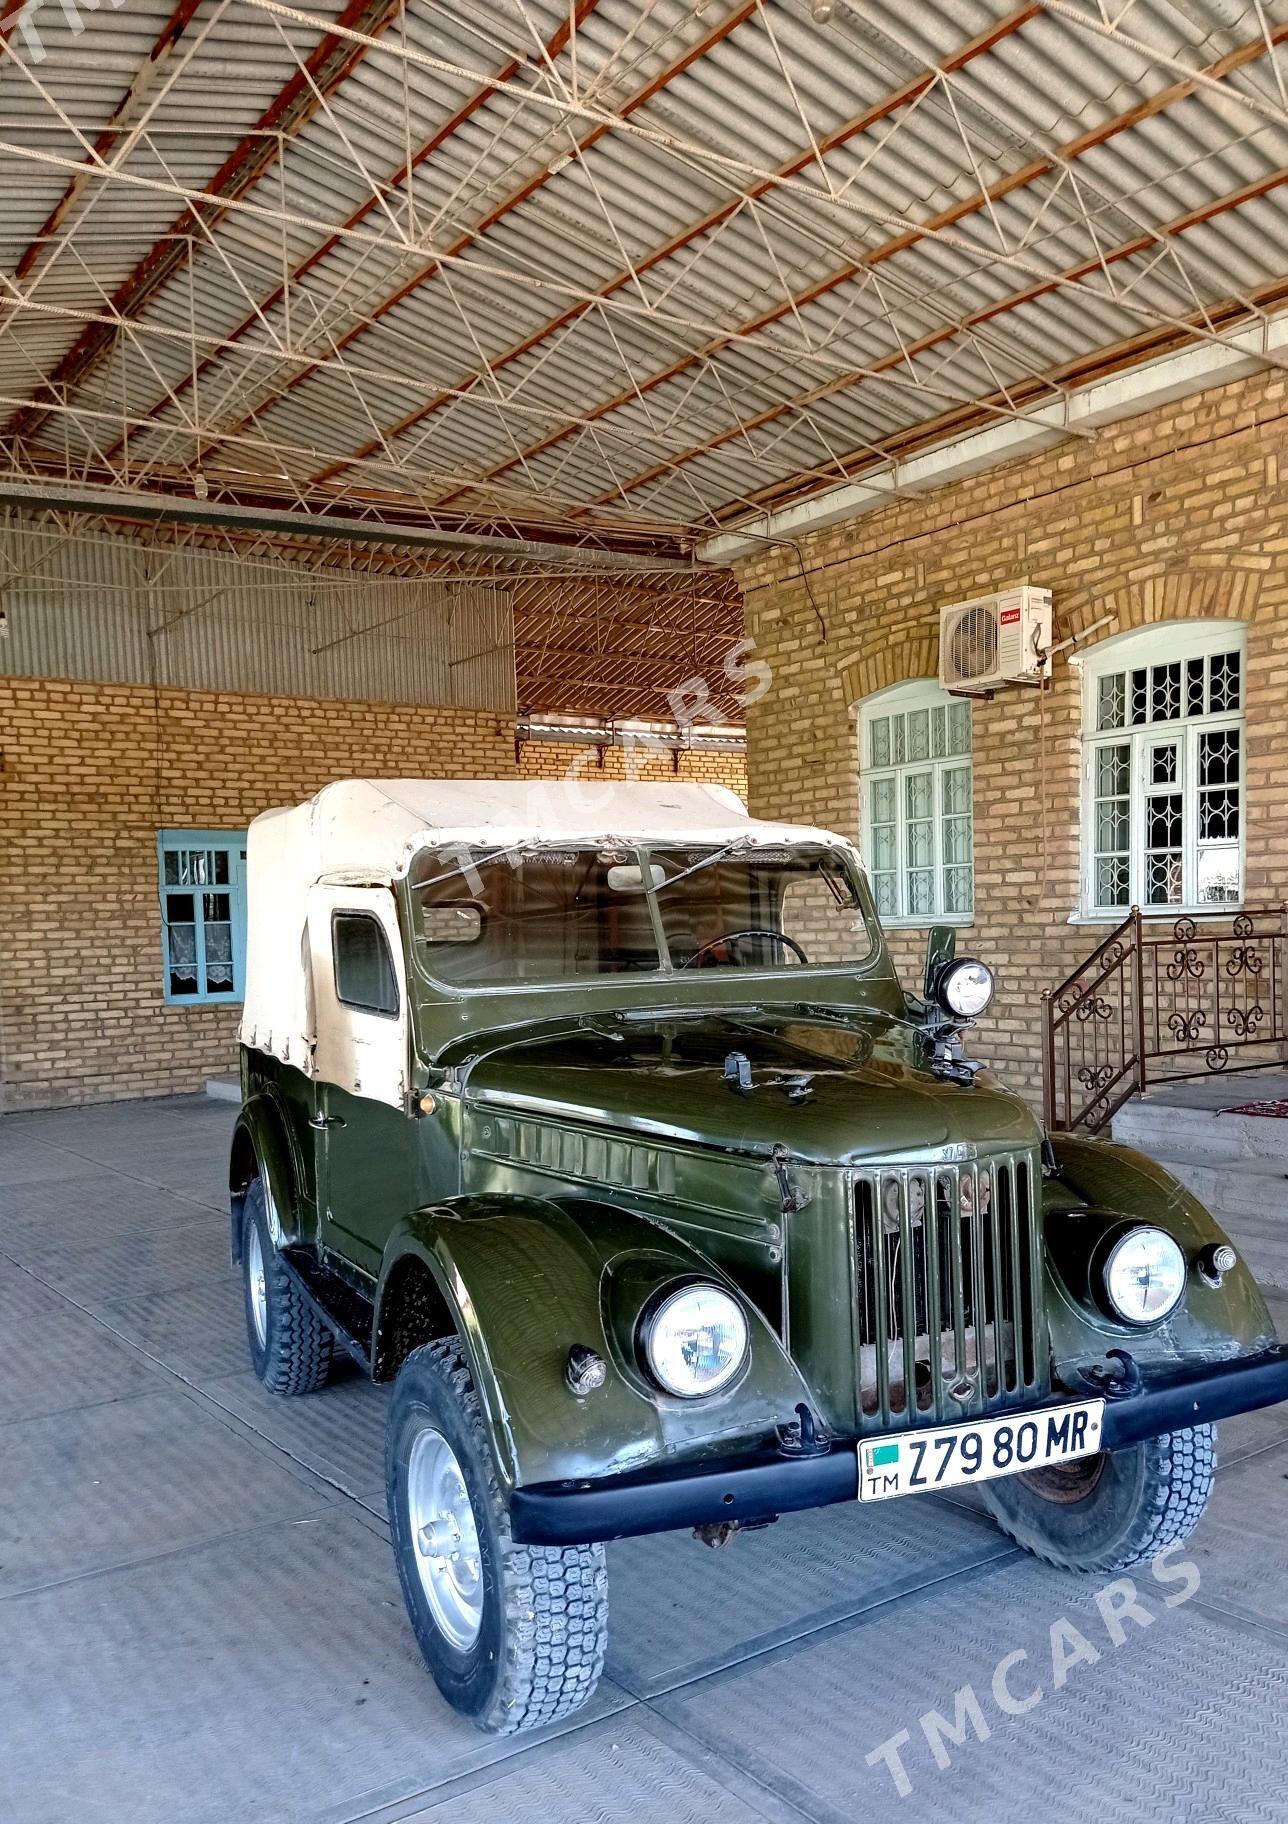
[{"left": 229, "top": 778, "right": 1288, "bottom": 1734}]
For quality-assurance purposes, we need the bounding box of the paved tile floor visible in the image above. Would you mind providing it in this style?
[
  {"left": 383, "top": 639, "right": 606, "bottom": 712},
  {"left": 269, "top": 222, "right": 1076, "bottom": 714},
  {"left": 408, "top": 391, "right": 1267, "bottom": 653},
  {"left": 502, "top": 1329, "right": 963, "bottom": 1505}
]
[{"left": 3, "top": 1096, "right": 1288, "bottom": 1824}]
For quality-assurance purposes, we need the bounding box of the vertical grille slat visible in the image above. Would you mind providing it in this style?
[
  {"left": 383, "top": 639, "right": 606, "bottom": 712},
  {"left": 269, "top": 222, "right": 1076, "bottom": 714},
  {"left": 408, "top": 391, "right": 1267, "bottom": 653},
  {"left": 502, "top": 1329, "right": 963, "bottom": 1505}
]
[
  {"left": 897, "top": 1173, "right": 919, "bottom": 1427},
  {"left": 1005, "top": 1157, "right": 1025, "bottom": 1394},
  {"left": 855, "top": 1151, "right": 1046, "bottom": 1431},
  {"left": 922, "top": 1171, "right": 945, "bottom": 1417},
  {"left": 966, "top": 1162, "right": 989, "bottom": 1419},
  {"left": 863, "top": 1182, "right": 892, "bottom": 1427},
  {"left": 1022, "top": 1161, "right": 1042, "bottom": 1391},
  {"left": 991, "top": 1164, "right": 1010, "bottom": 1397}
]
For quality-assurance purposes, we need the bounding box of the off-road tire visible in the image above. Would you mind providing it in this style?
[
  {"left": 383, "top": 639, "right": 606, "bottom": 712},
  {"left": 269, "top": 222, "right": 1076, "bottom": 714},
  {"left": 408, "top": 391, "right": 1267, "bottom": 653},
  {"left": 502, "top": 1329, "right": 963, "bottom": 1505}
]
[
  {"left": 980, "top": 1423, "right": 1216, "bottom": 1574},
  {"left": 386, "top": 1338, "right": 608, "bottom": 1734},
  {"left": 242, "top": 1176, "right": 333, "bottom": 1396}
]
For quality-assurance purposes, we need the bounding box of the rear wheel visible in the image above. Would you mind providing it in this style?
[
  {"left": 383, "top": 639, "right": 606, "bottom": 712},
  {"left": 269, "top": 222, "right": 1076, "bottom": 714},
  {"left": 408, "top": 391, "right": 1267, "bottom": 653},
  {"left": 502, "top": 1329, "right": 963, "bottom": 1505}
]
[
  {"left": 241, "top": 1176, "right": 333, "bottom": 1396},
  {"left": 980, "top": 1423, "right": 1215, "bottom": 1573},
  {"left": 387, "top": 1338, "right": 608, "bottom": 1734}
]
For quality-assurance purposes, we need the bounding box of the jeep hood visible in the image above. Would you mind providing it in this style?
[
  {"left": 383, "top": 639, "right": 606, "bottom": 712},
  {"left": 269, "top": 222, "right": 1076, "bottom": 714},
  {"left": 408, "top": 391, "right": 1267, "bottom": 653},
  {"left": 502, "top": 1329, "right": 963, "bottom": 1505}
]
[{"left": 461, "top": 1013, "right": 1038, "bottom": 1164}]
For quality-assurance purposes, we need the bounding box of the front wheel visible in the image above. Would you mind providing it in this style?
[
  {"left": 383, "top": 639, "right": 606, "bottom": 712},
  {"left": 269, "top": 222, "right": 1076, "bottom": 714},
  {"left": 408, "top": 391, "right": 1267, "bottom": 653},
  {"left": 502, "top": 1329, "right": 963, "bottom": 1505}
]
[
  {"left": 980, "top": 1423, "right": 1215, "bottom": 1573},
  {"left": 386, "top": 1339, "right": 608, "bottom": 1734}
]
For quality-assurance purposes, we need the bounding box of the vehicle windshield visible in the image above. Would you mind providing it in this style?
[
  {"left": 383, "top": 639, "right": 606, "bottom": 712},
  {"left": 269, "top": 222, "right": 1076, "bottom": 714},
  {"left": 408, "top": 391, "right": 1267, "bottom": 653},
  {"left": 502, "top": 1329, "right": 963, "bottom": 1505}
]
[{"left": 407, "top": 842, "right": 877, "bottom": 989}]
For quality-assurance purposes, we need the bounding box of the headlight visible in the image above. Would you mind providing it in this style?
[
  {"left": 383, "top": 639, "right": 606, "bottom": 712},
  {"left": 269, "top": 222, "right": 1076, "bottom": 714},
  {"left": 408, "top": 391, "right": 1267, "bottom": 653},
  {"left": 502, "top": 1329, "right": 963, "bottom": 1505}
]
[
  {"left": 938, "top": 958, "right": 995, "bottom": 1019},
  {"left": 642, "top": 1284, "right": 749, "bottom": 1398},
  {"left": 1103, "top": 1227, "right": 1187, "bottom": 1325}
]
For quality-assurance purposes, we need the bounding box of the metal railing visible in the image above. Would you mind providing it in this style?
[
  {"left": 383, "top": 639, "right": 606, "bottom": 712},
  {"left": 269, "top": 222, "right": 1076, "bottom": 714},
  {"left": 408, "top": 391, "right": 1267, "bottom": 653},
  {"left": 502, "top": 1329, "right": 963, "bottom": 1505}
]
[{"left": 1042, "top": 906, "right": 1288, "bottom": 1134}]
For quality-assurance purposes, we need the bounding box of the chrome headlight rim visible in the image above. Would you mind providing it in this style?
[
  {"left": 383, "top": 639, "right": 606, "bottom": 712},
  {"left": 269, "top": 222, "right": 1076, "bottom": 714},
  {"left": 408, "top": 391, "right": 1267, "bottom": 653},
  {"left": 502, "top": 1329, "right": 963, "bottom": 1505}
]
[
  {"left": 937, "top": 957, "right": 996, "bottom": 1020},
  {"left": 1100, "top": 1223, "right": 1187, "bottom": 1327},
  {"left": 638, "top": 1279, "right": 750, "bottom": 1400}
]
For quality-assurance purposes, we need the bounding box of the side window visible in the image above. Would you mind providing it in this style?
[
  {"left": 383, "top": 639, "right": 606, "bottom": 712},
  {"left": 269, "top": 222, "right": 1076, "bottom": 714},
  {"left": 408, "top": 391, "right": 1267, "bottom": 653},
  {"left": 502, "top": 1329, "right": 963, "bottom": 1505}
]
[
  {"left": 158, "top": 830, "right": 247, "bottom": 1003},
  {"left": 858, "top": 681, "right": 973, "bottom": 925},
  {"left": 332, "top": 912, "right": 399, "bottom": 1017}
]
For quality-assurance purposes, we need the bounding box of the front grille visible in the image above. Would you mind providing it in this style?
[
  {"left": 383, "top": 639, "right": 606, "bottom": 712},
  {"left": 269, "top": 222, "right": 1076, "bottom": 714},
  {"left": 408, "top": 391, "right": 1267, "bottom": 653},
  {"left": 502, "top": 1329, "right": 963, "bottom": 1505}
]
[{"left": 854, "top": 1153, "right": 1046, "bottom": 1429}]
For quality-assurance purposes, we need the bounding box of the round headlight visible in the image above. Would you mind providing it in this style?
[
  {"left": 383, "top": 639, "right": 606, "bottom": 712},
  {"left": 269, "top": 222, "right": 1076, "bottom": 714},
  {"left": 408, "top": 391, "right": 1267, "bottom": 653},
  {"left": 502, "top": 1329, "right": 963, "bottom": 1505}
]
[
  {"left": 642, "top": 1284, "right": 749, "bottom": 1398},
  {"left": 1103, "top": 1227, "right": 1187, "bottom": 1325},
  {"left": 939, "top": 958, "right": 995, "bottom": 1019}
]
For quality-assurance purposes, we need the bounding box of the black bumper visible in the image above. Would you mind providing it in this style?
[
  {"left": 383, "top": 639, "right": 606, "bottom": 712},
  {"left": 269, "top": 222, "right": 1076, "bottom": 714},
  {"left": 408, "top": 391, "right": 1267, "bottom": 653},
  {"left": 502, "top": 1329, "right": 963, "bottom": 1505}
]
[
  {"left": 509, "top": 1345, "right": 1288, "bottom": 1547},
  {"left": 1097, "top": 1343, "right": 1288, "bottom": 1449}
]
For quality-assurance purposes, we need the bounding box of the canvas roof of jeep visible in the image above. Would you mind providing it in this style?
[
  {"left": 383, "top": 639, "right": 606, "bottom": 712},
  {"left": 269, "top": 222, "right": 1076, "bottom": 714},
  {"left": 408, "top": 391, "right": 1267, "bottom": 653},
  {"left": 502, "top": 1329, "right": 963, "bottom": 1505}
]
[
  {"left": 248, "top": 779, "right": 846, "bottom": 886},
  {"left": 239, "top": 780, "right": 855, "bottom": 1071}
]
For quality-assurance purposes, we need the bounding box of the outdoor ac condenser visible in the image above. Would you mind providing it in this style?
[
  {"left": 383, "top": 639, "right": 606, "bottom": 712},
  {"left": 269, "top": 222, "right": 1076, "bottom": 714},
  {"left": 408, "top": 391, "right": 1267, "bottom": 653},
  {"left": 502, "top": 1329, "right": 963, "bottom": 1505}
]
[{"left": 938, "top": 586, "right": 1052, "bottom": 694}]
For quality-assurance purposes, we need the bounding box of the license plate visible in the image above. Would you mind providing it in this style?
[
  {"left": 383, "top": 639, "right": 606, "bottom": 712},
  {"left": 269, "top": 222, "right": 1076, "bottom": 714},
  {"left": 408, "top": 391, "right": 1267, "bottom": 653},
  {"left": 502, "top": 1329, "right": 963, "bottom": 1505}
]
[{"left": 857, "top": 1400, "right": 1105, "bottom": 1502}]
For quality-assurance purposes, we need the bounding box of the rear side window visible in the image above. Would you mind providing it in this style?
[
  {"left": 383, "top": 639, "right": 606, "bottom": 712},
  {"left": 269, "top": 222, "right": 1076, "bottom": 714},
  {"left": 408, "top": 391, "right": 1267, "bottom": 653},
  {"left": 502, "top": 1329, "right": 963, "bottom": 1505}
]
[{"left": 332, "top": 912, "right": 398, "bottom": 1017}]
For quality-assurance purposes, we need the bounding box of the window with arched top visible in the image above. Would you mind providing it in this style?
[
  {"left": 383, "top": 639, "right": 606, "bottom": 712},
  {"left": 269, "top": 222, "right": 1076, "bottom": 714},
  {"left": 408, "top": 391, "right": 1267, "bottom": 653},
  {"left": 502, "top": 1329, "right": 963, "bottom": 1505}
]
[
  {"left": 1077, "top": 622, "right": 1246, "bottom": 916},
  {"left": 857, "top": 680, "right": 973, "bottom": 925}
]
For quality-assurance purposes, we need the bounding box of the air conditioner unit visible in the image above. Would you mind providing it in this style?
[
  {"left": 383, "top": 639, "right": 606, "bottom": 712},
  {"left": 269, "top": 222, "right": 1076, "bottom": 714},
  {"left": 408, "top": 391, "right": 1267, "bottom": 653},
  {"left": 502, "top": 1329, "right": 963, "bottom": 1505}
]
[{"left": 938, "top": 586, "right": 1052, "bottom": 695}]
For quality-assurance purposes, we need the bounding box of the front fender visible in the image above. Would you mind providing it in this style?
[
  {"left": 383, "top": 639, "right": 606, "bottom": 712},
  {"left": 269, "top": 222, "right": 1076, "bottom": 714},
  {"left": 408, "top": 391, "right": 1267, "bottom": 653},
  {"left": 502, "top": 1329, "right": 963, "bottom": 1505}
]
[
  {"left": 1043, "top": 1132, "right": 1276, "bottom": 1374},
  {"left": 376, "top": 1193, "right": 815, "bottom": 1493},
  {"left": 229, "top": 1092, "right": 306, "bottom": 1260}
]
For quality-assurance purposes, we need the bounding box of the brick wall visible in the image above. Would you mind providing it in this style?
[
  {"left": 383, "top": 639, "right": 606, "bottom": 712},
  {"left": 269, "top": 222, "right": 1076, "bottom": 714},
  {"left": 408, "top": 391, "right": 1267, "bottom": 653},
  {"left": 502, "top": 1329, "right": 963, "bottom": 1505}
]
[
  {"left": 734, "top": 365, "right": 1288, "bottom": 1104},
  {"left": 0, "top": 679, "right": 515, "bottom": 1111},
  {"left": 0, "top": 678, "right": 745, "bottom": 1109},
  {"left": 516, "top": 739, "right": 747, "bottom": 797}
]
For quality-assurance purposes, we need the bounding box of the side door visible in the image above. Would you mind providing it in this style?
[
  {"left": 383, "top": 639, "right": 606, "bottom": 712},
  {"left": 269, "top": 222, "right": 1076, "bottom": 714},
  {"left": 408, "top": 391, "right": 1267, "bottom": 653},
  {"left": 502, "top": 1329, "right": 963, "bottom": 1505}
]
[{"left": 307, "top": 885, "right": 415, "bottom": 1276}]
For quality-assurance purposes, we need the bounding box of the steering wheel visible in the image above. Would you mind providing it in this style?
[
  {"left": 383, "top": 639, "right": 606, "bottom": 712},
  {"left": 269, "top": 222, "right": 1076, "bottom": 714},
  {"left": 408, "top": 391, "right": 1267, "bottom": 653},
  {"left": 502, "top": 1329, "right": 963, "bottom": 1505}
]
[{"left": 678, "top": 928, "right": 810, "bottom": 969}]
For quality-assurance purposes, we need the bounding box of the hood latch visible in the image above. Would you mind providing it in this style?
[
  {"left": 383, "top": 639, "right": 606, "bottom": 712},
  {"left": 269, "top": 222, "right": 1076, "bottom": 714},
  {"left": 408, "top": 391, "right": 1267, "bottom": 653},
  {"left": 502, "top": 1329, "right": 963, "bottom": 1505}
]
[{"left": 771, "top": 1142, "right": 809, "bottom": 1214}]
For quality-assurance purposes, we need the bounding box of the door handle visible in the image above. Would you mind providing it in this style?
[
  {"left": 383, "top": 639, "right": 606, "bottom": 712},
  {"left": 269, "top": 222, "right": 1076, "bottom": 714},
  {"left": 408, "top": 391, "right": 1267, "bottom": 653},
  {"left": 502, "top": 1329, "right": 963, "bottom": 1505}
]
[{"left": 308, "top": 1112, "right": 346, "bottom": 1130}]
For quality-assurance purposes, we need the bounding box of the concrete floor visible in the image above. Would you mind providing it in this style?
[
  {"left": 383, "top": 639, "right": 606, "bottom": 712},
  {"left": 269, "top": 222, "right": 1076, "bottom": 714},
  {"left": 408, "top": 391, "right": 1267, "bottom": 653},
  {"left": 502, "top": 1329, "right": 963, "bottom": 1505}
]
[{"left": 4, "top": 1099, "right": 1288, "bottom": 1824}]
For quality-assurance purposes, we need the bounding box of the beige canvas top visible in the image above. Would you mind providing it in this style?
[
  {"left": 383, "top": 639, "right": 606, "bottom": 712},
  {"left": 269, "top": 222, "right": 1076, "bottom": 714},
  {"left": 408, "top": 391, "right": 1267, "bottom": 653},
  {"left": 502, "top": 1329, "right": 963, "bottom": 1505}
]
[{"left": 239, "top": 778, "right": 852, "bottom": 1071}]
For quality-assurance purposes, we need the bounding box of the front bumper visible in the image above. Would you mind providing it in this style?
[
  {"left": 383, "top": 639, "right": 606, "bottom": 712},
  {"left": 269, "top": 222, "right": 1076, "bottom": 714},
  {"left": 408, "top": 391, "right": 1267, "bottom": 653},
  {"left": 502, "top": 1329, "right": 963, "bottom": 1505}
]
[{"left": 509, "top": 1344, "right": 1288, "bottom": 1546}]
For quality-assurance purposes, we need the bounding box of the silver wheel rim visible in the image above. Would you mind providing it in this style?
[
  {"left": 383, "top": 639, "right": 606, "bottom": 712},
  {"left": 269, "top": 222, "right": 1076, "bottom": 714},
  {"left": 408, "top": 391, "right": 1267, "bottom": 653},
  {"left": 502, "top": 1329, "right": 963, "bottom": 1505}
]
[
  {"left": 246, "top": 1221, "right": 268, "bottom": 1349},
  {"left": 407, "top": 1426, "right": 484, "bottom": 1651}
]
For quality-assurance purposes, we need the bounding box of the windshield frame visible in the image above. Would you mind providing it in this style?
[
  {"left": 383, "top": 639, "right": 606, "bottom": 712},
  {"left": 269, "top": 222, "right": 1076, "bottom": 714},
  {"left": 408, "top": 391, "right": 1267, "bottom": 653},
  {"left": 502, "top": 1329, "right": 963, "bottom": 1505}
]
[{"left": 404, "top": 837, "right": 882, "bottom": 999}]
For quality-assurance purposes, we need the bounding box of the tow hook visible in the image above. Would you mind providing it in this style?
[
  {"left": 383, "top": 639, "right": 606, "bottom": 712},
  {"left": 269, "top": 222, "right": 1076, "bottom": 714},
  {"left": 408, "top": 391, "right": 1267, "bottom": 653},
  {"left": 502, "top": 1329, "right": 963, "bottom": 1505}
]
[
  {"left": 777, "top": 1401, "right": 828, "bottom": 1458},
  {"left": 1078, "top": 1348, "right": 1142, "bottom": 1399},
  {"left": 693, "top": 1515, "right": 779, "bottom": 1549}
]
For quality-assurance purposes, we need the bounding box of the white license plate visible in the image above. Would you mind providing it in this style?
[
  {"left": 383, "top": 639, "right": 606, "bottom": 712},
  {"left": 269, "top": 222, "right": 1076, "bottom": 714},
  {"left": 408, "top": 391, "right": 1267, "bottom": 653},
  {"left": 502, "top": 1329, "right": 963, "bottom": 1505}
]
[{"left": 857, "top": 1400, "right": 1105, "bottom": 1502}]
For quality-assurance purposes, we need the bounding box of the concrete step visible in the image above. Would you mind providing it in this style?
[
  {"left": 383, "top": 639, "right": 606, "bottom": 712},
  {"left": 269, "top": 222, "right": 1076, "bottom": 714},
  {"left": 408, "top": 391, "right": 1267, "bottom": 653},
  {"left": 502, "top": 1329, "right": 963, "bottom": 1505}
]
[
  {"left": 1113, "top": 1098, "right": 1288, "bottom": 1163},
  {"left": 204, "top": 1075, "right": 240, "bottom": 1103}
]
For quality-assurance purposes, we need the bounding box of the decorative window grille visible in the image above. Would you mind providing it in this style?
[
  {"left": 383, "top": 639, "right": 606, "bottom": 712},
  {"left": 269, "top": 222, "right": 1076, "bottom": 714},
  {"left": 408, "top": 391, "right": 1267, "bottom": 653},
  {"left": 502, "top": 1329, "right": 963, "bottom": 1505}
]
[{"left": 1081, "top": 627, "right": 1245, "bottom": 916}]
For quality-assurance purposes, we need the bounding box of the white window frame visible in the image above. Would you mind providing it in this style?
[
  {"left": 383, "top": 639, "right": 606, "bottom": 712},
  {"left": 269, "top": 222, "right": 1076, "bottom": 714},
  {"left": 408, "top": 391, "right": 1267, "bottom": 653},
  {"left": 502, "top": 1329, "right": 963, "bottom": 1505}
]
[
  {"left": 1075, "top": 621, "right": 1246, "bottom": 920},
  {"left": 857, "top": 679, "right": 974, "bottom": 927}
]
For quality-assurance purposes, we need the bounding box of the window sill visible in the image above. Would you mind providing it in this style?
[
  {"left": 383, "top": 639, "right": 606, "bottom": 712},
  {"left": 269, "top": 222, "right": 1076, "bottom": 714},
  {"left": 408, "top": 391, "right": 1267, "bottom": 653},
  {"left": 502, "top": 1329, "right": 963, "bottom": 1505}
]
[
  {"left": 881, "top": 916, "right": 974, "bottom": 932},
  {"left": 1066, "top": 907, "right": 1245, "bottom": 927}
]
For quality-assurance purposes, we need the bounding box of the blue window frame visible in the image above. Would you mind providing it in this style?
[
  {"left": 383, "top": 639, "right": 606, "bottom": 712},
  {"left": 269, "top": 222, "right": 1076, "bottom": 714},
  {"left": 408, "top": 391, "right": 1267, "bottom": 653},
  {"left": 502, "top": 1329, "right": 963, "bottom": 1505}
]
[{"left": 158, "top": 830, "right": 248, "bottom": 1004}]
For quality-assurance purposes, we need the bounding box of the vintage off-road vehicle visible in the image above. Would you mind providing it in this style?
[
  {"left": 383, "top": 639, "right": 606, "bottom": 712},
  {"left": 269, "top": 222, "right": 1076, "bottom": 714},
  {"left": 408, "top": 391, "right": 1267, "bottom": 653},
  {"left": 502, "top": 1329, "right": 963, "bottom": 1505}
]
[{"left": 230, "top": 778, "right": 1288, "bottom": 1733}]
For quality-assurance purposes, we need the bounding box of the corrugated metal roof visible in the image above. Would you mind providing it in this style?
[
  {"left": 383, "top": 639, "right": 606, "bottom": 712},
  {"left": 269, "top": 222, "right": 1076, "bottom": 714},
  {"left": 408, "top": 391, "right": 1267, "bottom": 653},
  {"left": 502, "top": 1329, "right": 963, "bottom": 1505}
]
[
  {"left": 1, "top": 0, "right": 1286, "bottom": 561},
  {"left": 0, "top": 513, "right": 516, "bottom": 708}
]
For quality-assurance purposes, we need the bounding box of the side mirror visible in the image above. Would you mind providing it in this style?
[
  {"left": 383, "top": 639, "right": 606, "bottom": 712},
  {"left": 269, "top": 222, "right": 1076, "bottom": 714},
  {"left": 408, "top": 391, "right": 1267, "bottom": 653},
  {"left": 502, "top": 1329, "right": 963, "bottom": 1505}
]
[{"left": 923, "top": 924, "right": 957, "bottom": 1003}]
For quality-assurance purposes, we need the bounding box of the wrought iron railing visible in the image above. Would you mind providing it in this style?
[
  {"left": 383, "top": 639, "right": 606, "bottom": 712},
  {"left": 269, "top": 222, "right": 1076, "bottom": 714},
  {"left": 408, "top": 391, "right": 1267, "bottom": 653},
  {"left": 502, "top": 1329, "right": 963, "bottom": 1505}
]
[{"left": 1042, "top": 906, "right": 1288, "bottom": 1134}]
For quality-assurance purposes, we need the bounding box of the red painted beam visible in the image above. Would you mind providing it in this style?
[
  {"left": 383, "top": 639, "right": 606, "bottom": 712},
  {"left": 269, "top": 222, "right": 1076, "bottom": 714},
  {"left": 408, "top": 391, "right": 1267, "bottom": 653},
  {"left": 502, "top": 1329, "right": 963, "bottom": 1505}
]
[
  {"left": 576, "top": 166, "right": 1288, "bottom": 512},
  {"left": 435, "top": 20, "right": 1288, "bottom": 509},
  {"left": 308, "top": 2, "right": 1042, "bottom": 485},
  {"left": 7, "top": 0, "right": 207, "bottom": 293},
  {"left": 197, "top": 0, "right": 763, "bottom": 460},
  {"left": 4, "top": 0, "right": 406, "bottom": 448},
  {"left": 101, "top": 0, "right": 607, "bottom": 470}
]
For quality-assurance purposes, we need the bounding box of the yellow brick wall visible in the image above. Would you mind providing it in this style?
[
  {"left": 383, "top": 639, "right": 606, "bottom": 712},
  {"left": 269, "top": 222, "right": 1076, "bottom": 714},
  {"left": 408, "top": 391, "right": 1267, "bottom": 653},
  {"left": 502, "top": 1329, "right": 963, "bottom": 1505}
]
[
  {"left": 0, "top": 678, "right": 745, "bottom": 1109},
  {"left": 0, "top": 679, "right": 515, "bottom": 1110},
  {"left": 516, "top": 740, "right": 747, "bottom": 797},
  {"left": 735, "top": 365, "right": 1288, "bottom": 1105}
]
